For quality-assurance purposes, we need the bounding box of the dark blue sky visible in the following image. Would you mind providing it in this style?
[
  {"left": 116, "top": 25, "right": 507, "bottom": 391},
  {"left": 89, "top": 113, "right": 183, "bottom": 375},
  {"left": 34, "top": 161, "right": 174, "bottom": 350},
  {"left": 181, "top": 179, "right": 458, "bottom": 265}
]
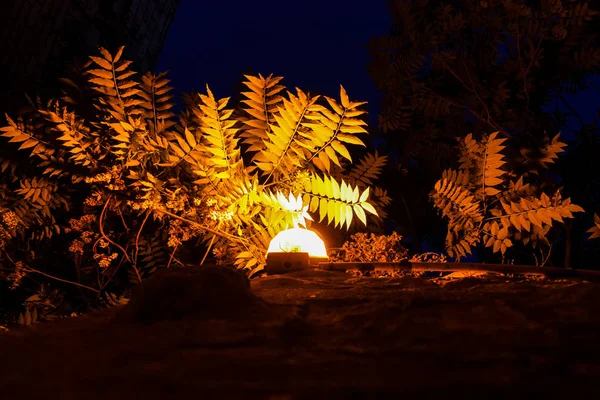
[
  {"left": 544, "top": 81, "right": 600, "bottom": 138},
  {"left": 156, "top": 0, "right": 600, "bottom": 138},
  {"left": 155, "top": 0, "right": 390, "bottom": 126}
]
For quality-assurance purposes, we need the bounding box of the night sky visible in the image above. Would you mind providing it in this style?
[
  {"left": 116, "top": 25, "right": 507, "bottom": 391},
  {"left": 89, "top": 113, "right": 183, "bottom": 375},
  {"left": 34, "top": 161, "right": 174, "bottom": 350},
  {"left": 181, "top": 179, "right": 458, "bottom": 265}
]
[
  {"left": 156, "top": 0, "right": 600, "bottom": 138},
  {"left": 155, "top": 0, "right": 390, "bottom": 127}
]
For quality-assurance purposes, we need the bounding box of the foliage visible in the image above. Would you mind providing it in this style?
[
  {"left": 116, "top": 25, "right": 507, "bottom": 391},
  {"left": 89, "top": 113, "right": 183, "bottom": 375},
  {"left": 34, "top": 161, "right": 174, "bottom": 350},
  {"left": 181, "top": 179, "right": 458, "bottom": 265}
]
[
  {"left": 0, "top": 46, "right": 388, "bottom": 318},
  {"left": 329, "top": 233, "right": 448, "bottom": 264},
  {"left": 409, "top": 252, "right": 447, "bottom": 263},
  {"left": 369, "top": 0, "right": 600, "bottom": 156},
  {"left": 329, "top": 232, "right": 408, "bottom": 262},
  {"left": 430, "top": 131, "right": 583, "bottom": 260},
  {"left": 588, "top": 213, "right": 600, "bottom": 239},
  {"left": 367, "top": 0, "right": 600, "bottom": 265}
]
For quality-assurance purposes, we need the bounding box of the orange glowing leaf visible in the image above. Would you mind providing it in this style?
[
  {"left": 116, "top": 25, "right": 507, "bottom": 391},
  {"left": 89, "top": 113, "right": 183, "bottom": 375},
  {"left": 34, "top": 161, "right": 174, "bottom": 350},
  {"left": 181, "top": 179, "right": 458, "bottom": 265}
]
[
  {"left": 339, "top": 85, "right": 350, "bottom": 108},
  {"left": 90, "top": 56, "right": 112, "bottom": 70},
  {"left": 331, "top": 140, "right": 352, "bottom": 161},
  {"left": 360, "top": 202, "right": 378, "bottom": 216},
  {"left": 359, "top": 187, "right": 370, "bottom": 203},
  {"left": 327, "top": 199, "right": 336, "bottom": 224},
  {"left": 353, "top": 204, "right": 367, "bottom": 226},
  {"left": 315, "top": 198, "right": 326, "bottom": 222},
  {"left": 325, "top": 96, "right": 344, "bottom": 115}
]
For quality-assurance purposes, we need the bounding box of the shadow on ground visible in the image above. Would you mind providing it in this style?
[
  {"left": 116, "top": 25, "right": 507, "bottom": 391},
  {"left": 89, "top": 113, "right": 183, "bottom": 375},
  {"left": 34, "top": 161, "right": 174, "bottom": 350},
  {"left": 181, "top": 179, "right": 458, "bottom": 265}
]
[{"left": 1, "top": 266, "right": 599, "bottom": 398}]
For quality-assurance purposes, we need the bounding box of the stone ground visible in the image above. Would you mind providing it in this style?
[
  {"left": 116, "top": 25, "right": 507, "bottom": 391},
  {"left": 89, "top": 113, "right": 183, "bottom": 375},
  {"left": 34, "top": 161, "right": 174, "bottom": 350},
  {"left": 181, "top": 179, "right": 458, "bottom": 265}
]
[{"left": 1, "top": 266, "right": 600, "bottom": 399}]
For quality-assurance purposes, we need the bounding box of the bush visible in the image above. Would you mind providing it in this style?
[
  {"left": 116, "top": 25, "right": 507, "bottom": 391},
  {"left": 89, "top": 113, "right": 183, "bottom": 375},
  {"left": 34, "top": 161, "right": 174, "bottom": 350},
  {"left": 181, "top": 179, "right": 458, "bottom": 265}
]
[
  {"left": 0, "top": 46, "right": 389, "bottom": 322},
  {"left": 329, "top": 232, "right": 408, "bottom": 262}
]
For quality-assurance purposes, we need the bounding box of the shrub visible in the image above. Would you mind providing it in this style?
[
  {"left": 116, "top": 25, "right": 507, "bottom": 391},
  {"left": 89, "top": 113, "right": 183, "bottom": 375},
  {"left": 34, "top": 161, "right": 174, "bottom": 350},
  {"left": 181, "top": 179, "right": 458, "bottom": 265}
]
[
  {"left": 0, "top": 46, "right": 389, "bottom": 320},
  {"left": 430, "top": 132, "right": 583, "bottom": 261},
  {"left": 329, "top": 232, "right": 408, "bottom": 262}
]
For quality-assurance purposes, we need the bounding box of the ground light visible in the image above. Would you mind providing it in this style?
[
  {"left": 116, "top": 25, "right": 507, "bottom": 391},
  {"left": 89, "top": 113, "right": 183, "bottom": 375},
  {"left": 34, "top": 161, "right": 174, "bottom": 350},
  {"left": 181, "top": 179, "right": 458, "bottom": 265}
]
[{"left": 265, "top": 227, "right": 328, "bottom": 273}]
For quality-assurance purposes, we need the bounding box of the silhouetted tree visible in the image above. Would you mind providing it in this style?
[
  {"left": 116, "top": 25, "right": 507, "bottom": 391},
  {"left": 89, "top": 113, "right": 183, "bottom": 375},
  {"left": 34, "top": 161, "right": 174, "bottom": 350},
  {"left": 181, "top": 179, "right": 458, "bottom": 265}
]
[{"left": 367, "top": 0, "right": 600, "bottom": 267}]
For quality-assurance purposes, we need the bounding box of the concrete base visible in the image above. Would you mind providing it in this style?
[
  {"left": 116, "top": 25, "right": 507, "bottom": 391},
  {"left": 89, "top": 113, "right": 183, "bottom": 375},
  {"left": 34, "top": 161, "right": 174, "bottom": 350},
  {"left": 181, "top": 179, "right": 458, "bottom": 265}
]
[{"left": 265, "top": 252, "right": 310, "bottom": 274}]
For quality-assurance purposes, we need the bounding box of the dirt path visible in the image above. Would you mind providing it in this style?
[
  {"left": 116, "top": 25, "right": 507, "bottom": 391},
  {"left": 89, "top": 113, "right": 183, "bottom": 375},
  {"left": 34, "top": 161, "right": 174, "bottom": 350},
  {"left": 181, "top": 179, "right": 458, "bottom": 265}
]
[{"left": 1, "top": 267, "right": 599, "bottom": 398}]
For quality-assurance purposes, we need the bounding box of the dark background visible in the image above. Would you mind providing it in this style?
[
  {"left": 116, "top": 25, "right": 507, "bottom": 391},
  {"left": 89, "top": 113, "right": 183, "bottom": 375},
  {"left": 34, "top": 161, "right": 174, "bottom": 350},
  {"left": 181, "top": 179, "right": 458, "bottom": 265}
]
[
  {"left": 0, "top": 0, "right": 598, "bottom": 266},
  {"left": 155, "top": 0, "right": 391, "bottom": 128},
  {"left": 156, "top": 0, "right": 600, "bottom": 141},
  {"left": 155, "top": 0, "right": 600, "bottom": 265}
]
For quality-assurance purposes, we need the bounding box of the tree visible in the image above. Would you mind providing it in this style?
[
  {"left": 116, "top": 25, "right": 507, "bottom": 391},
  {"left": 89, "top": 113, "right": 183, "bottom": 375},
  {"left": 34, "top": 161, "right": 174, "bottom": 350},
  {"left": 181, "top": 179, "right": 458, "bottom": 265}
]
[{"left": 367, "top": 0, "right": 600, "bottom": 266}]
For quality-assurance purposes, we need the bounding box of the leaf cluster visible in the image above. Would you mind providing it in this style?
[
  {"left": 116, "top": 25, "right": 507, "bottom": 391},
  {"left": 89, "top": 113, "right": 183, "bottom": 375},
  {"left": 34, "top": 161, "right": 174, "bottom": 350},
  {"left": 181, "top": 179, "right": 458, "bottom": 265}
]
[
  {"left": 0, "top": 46, "right": 390, "bottom": 318},
  {"left": 430, "top": 131, "right": 583, "bottom": 260},
  {"left": 367, "top": 0, "right": 600, "bottom": 255},
  {"left": 328, "top": 232, "right": 408, "bottom": 262}
]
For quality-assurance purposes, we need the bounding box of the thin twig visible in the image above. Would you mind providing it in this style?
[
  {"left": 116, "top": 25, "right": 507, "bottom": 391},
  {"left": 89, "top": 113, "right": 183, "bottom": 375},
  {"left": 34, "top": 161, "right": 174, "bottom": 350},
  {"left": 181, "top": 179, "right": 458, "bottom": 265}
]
[
  {"left": 155, "top": 208, "right": 250, "bottom": 244},
  {"left": 541, "top": 243, "right": 553, "bottom": 267},
  {"left": 515, "top": 19, "right": 525, "bottom": 105},
  {"left": 117, "top": 207, "right": 129, "bottom": 233},
  {"left": 2, "top": 251, "right": 99, "bottom": 293},
  {"left": 437, "top": 49, "right": 496, "bottom": 126},
  {"left": 420, "top": 85, "right": 509, "bottom": 136},
  {"left": 463, "top": 59, "right": 493, "bottom": 121},
  {"left": 98, "top": 195, "right": 133, "bottom": 265},
  {"left": 131, "top": 211, "right": 151, "bottom": 283},
  {"left": 201, "top": 233, "right": 217, "bottom": 266},
  {"left": 25, "top": 267, "right": 100, "bottom": 293},
  {"left": 522, "top": 33, "right": 545, "bottom": 111},
  {"left": 167, "top": 244, "right": 179, "bottom": 268},
  {"left": 557, "top": 90, "right": 586, "bottom": 129},
  {"left": 100, "top": 245, "right": 130, "bottom": 291},
  {"left": 399, "top": 194, "right": 413, "bottom": 229}
]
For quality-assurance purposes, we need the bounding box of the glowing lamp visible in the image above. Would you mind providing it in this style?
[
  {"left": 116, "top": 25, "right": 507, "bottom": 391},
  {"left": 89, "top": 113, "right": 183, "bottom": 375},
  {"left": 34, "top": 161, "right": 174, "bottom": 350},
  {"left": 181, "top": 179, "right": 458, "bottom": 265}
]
[
  {"left": 265, "top": 227, "right": 328, "bottom": 273},
  {"left": 267, "top": 227, "right": 328, "bottom": 258}
]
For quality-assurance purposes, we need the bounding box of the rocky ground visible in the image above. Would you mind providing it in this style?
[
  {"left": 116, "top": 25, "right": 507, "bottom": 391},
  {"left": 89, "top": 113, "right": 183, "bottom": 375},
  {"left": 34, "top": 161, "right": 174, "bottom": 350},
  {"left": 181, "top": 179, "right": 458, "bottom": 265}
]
[{"left": 1, "top": 266, "right": 600, "bottom": 399}]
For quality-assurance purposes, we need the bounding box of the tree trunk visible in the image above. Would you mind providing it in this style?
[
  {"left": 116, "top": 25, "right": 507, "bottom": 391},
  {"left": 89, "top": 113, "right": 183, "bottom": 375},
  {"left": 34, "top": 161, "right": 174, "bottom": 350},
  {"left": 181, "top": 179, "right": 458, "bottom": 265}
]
[{"left": 564, "top": 221, "right": 572, "bottom": 269}]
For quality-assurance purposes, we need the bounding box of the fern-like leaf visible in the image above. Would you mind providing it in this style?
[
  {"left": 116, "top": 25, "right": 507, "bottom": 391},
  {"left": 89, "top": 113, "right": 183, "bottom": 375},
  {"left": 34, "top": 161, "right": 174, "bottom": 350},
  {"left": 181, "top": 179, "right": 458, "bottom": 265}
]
[
  {"left": 87, "top": 46, "right": 141, "bottom": 119},
  {"left": 138, "top": 71, "right": 177, "bottom": 135},
  {"left": 498, "top": 192, "right": 584, "bottom": 233},
  {"left": 587, "top": 213, "right": 600, "bottom": 239},
  {"left": 38, "top": 104, "right": 98, "bottom": 168},
  {"left": 239, "top": 74, "right": 285, "bottom": 153},
  {"left": 254, "top": 88, "right": 319, "bottom": 179},
  {"left": 348, "top": 151, "right": 387, "bottom": 187},
  {"left": 478, "top": 132, "right": 506, "bottom": 197},
  {"left": 301, "top": 173, "right": 377, "bottom": 229},
  {"left": 197, "top": 86, "right": 242, "bottom": 174},
  {"left": 302, "top": 86, "right": 368, "bottom": 173},
  {"left": 0, "top": 115, "right": 52, "bottom": 157}
]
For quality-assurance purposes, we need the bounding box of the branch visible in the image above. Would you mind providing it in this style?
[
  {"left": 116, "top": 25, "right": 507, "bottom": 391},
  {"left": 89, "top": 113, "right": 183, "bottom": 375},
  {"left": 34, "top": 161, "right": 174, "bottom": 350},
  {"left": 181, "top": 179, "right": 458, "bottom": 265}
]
[
  {"left": 167, "top": 244, "right": 178, "bottom": 268},
  {"left": 200, "top": 222, "right": 221, "bottom": 265},
  {"left": 131, "top": 210, "right": 151, "bottom": 283},
  {"left": 436, "top": 49, "right": 496, "bottom": 125},
  {"left": 515, "top": 19, "right": 525, "bottom": 103},
  {"left": 24, "top": 267, "right": 100, "bottom": 293},
  {"left": 522, "top": 33, "right": 545, "bottom": 111},
  {"left": 462, "top": 59, "right": 493, "bottom": 121},
  {"left": 557, "top": 89, "right": 586, "bottom": 129},
  {"left": 2, "top": 251, "right": 99, "bottom": 293},
  {"left": 419, "top": 84, "right": 509, "bottom": 136},
  {"left": 154, "top": 208, "right": 250, "bottom": 244},
  {"left": 97, "top": 195, "right": 133, "bottom": 265}
]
